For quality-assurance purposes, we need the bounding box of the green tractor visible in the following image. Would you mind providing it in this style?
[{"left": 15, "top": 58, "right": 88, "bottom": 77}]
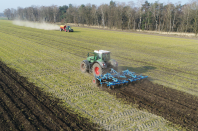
[
  {"left": 66, "top": 26, "right": 73, "bottom": 32},
  {"left": 80, "top": 50, "right": 118, "bottom": 76},
  {"left": 60, "top": 25, "right": 73, "bottom": 32}
]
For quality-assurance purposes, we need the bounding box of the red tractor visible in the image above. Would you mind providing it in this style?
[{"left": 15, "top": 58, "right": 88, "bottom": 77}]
[{"left": 60, "top": 25, "right": 73, "bottom": 32}]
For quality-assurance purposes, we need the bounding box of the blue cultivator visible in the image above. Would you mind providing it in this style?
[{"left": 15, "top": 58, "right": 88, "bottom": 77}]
[{"left": 93, "top": 69, "right": 148, "bottom": 88}]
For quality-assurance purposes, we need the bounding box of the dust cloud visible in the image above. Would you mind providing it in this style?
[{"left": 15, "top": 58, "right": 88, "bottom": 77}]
[{"left": 13, "top": 20, "right": 59, "bottom": 30}]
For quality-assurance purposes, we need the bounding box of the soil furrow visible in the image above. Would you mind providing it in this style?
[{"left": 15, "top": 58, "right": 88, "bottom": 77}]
[
  {"left": 0, "top": 85, "right": 37, "bottom": 131},
  {"left": 0, "top": 98, "right": 19, "bottom": 131},
  {"left": 102, "top": 79, "right": 198, "bottom": 130},
  {"left": 0, "top": 79, "right": 56, "bottom": 131},
  {"left": 0, "top": 60, "right": 101, "bottom": 131},
  {"left": 137, "top": 80, "right": 198, "bottom": 109},
  {"left": 0, "top": 70, "right": 66, "bottom": 130}
]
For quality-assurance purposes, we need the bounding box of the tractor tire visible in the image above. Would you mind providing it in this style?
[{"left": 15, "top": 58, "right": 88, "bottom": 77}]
[
  {"left": 80, "top": 61, "right": 88, "bottom": 73},
  {"left": 92, "top": 63, "right": 103, "bottom": 77}
]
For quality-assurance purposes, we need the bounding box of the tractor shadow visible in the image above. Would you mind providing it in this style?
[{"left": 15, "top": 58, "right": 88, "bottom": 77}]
[
  {"left": 118, "top": 65, "right": 156, "bottom": 74},
  {"left": 72, "top": 31, "right": 81, "bottom": 33},
  {"left": 55, "top": 30, "right": 81, "bottom": 33}
]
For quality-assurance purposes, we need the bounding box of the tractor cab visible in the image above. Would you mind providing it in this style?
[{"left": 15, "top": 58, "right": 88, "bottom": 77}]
[
  {"left": 87, "top": 50, "right": 111, "bottom": 62},
  {"left": 94, "top": 50, "right": 111, "bottom": 62},
  {"left": 66, "top": 26, "right": 71, "bottom": 30},
  {"left": 101, "top": 52, "right": 110, "bottom": 62}
]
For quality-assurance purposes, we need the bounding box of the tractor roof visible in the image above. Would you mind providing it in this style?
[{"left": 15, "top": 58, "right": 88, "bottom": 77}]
[{"left": 94, "top": 50, "right": 110, "bottom": 54}]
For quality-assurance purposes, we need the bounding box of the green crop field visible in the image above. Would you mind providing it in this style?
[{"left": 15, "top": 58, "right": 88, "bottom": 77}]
[{"left": 0, "top": 20, "right": 197, "bottom": 130}]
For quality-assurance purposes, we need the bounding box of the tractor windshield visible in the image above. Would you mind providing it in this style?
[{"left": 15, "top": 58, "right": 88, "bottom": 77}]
[{"left": 102, "top": 53, "right": 110, "bottom": 61}]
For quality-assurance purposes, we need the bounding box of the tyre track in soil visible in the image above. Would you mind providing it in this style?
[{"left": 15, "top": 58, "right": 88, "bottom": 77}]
[
  {"left": 0, "top": 61, "right": 102, "bottom": 131},
  {"left": 101, "top": 79, "right": 198, "bottom": 130}
]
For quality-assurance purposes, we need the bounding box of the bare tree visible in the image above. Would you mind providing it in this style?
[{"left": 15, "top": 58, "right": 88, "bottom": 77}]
[
  {"left": 4, "top": 8, "right": 11, "bottom": 20},
  {"left": 141, "top": 1, "right": 150, "bottom": 30},
  {"left": 78, "top": 4, "right": 86, "bottom": 25},
  {"left": 51, "top": 5, "right": 59, "bottom": 23},
  {"left": 16, "top": 7, "right": 24, "bottom": 20},
  {"left": 137, "top": 0, "right": 145, "bottom": 31},
  {"left": 191, "top": 1, "right": 198, "bottom": 34},
  {"left": 99, "top": 4, "right": 108, "bottom": 28},
  {"left": 182, "top": 4, "right": 190, "bottom": 32},
  {"left": 84, "top": 4, "right": 92, "bottom": 26},
  {"left": 164, "top": 3, "right": 174, "bottom": 32},
  {"left": 151, "top": 2, "right": 159, "bottom": 30},
  {"left": 10, "top": 8, "right": 16, "bottom": 20}
]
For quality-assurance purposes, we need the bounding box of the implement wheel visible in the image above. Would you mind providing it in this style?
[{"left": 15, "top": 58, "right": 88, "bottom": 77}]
[
  {"left": 80, "top": 61, "right": 88, "bottom": 73},
  {"left": 92, "top": 63, "right": 103, "bottom": 76},
  {"left": 92, "top": 77, "right": 99, "bottom": 86}
]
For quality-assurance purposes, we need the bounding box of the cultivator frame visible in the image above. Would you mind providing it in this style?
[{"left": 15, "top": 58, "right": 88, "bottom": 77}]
[{"left": 93, "top": 69, "right": 147, "bottom": 88}]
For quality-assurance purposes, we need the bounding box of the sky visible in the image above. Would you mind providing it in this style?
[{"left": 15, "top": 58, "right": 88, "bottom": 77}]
[{"left": 0, "top": 0, "right": 191, "bottom": 13}]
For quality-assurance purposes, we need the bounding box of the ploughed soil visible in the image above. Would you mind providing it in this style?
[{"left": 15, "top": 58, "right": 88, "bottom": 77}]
[
  {"left": 101, "top": 80, "right": 198, "bottom": 130},
  {"left": 0, "top": 61, "right": 102, "bottom": 131}
]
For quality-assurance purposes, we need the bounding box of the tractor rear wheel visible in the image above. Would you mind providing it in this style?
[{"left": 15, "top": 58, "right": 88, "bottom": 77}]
[
  {"left": 92, "top": 63, "right": 103, "bottom": 76},
  {"left": 80, "top": 61, "right": 88, "bottom": 73}
]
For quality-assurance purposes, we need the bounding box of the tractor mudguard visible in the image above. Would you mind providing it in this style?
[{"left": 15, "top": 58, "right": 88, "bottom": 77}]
[
  {"left": 83, "top": 60, "right": 89, "bottom": 66},
  {"left": 97, "top": 61, "right": 107, "bottom": 69}
]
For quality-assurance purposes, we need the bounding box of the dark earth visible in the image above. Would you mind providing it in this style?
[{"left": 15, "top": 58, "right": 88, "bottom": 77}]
[
  {"left": 0, "top": 60, "right": 198, "bottom": 131},
  {"left": 101, "top": 79, "right": 198, "bottom": 130},
  {"left": 0, "top": 61, "right": 102, "bottom": 131}
]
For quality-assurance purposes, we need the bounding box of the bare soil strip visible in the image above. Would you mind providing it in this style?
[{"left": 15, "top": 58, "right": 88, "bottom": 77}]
[
  {"left": 101, "top": 79, "right": 198, "bottom": 130},
  {"left": 0, "top": 61, "right": 101, "bottom": 131}
]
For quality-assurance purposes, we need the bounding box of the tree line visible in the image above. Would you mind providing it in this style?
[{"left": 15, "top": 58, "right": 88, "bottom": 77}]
[{"left": 3, "top": 0, "right": 198, "bottom": 34}]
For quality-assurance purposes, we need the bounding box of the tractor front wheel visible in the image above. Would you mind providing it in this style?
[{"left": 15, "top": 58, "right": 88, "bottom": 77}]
[
  {"left": 92, "top": 63, "right": 103, "bottom": 76},
  {"left": 80, "top": 61, "right": 88, "bottom": 73}
]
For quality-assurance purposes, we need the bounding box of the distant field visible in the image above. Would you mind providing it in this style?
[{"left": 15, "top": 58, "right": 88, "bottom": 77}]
[
  {"left": 1, "top": 20, "right": 197, "bottom": 130},
  {"left": 0, "top": 17, "right": 7, "bottom": 20}
]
